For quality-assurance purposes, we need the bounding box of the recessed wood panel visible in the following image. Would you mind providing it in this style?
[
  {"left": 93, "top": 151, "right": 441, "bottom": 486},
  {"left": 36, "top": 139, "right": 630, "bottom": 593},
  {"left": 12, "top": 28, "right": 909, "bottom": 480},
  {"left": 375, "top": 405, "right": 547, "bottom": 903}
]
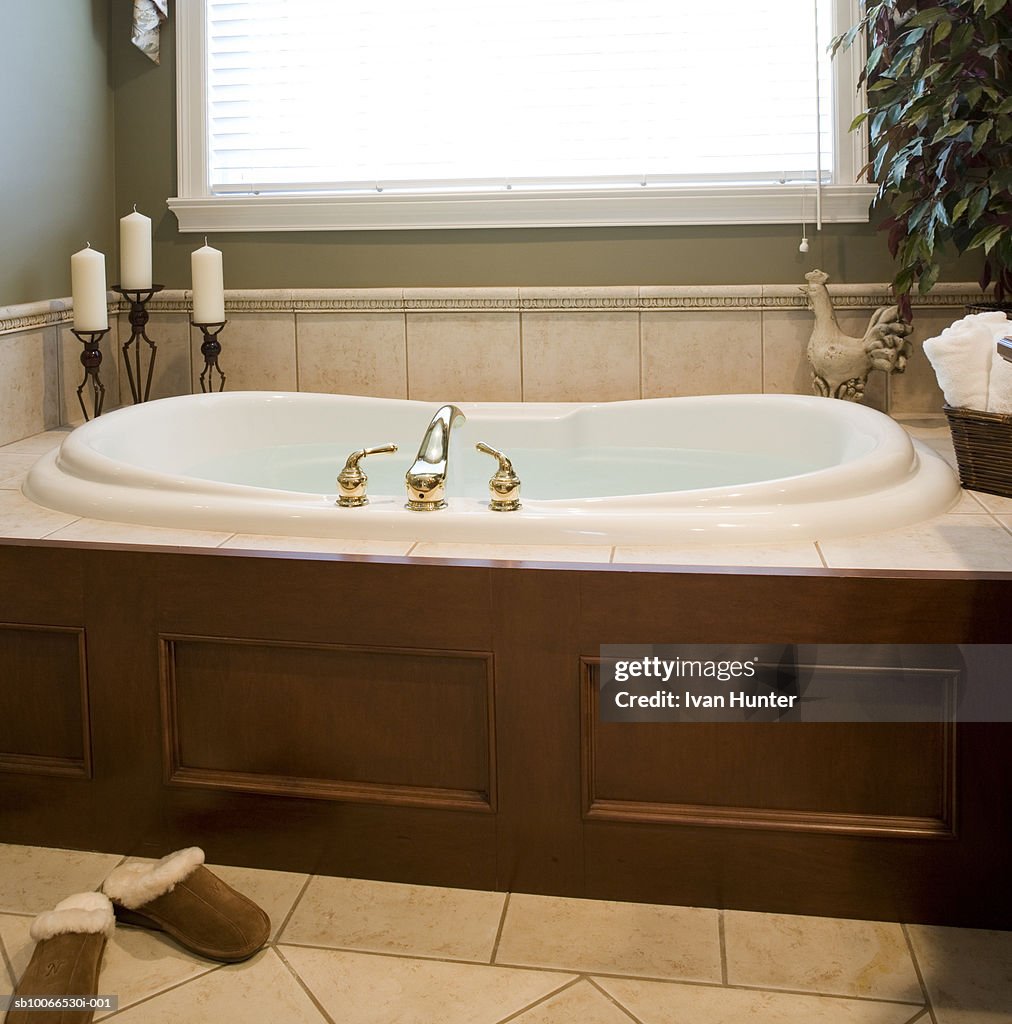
[
  {"left": 0, "top": 624, "right": 90, "bottom": 778},
  {"left": 581, "top": 660, "right": 956, "bottom": 837},
  {"left": 160, "top": 635, "right": 495, "bottom": 811}
]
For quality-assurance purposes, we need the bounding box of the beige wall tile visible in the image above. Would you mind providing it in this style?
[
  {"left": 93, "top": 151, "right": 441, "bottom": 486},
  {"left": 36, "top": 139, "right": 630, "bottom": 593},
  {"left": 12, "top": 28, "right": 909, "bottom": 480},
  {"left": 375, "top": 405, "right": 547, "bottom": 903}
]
[
  {"left": 191, "top": 312, "right": 296, "bottom": 393},
  {"left": 890, "top": 309, "right": 957, "bottom": 414},
  {"left": 521, "top": 312, "right": 639, "bottom": 402},
  {"left": 119, "top": 312, "right": 192, "bottom": 404},
  {"left": 297, "top": 313, "right": 406, "bottom": 398},
  {"left": 407, "top": 312, "right": 520, "bottom": 402},
  {"left": 0, "top": 328, "right": 59, "bottom": 445},
  {"left": 597, "top": 976, "right": 920, "bottom": 1024},
  {"left": 59, "top": 321, "right": 120, "bottom": 426},
  {"left": 641, "top": 311, "right": 761, "bottom": 397},
  {"left": 495, "top": 892, "right": 721, "bottom": 983},
  {"left": 762, "top": 308, "right": 889, "bottom": 412},
  {"left": 724, "top": 910, "right": 922, "bottom": 1001},
  {"left": 281, "top": 947, "right": 573, "bottom": 1024}
]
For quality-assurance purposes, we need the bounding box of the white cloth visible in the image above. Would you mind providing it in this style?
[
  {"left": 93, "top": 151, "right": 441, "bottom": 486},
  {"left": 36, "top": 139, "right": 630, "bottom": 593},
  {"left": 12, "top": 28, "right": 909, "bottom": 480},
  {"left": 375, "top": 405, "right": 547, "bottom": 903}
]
[
  {"left": 987, "top": 320, "right": 1012, "bottom": 414},
  {"left": 922, "top": 311, "right": 1006, "bottom": 411},
  {"left": 132, "top": 0, "right": 169, "bottom": 65}
]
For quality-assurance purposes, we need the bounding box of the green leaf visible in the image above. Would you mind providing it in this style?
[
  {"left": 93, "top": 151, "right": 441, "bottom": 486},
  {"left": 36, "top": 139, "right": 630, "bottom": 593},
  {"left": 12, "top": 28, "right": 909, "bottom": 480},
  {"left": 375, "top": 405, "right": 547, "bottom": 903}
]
[
  {"left": 971, "top": 119, "right": 993, "bottom": 154},
  {"left": 952, "top": 196, "right": 971, "bottom": 221},
  {"left": 950, "top": 23, "right": 975, "bottom": 55},
  {"left": 968, "top": 188, "right": 990, "bottom": 227},
  {"left": 919, "top": 263, "right": 942, "bottom": 294},
  {"left": 868, "top": 78, "right": 898, "bottom": 92},
  {"left": 849, "top": 111, "right": 869, "bottom": 132},
  {"left": 931, "top": 120, "right": 968, "bottom": 143},
  {"left": 923, "top": 60, "right": 944, "bottom": 78},
  {"left": 980, "top": 43, "right": 1001, "bottom": 58},
  {"left": 997, "top": 98, "right": 1012, "bottom": 115},
  {"left": 932, "top": 20, "right": 952, "bottom": 44},
  {"left": 906, "top": 6, "right": 947, "bottom": 26},
  {"left": 968, "top": 224, "right": 1004, "bottom": 253},
  {"left": 985, "top": 0, "right": 1007, "bottom": 15}
]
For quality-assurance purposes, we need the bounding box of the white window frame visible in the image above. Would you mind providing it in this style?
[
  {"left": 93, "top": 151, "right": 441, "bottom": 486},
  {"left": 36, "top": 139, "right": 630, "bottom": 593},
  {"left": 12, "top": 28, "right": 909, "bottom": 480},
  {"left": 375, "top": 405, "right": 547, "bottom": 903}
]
[{"left": 169, "top": 0, "right": 875, "bottom": 233}]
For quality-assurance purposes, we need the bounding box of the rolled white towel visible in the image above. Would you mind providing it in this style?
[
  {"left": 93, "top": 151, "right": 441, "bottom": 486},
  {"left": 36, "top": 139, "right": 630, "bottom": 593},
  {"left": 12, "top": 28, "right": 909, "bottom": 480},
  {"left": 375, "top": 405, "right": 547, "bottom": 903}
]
[
  {"left": 923, "top": 312, "right": 1001, "bottom": 410},
  {"left": 987, "top": 318, "right": 1012, "bottom": 414}
]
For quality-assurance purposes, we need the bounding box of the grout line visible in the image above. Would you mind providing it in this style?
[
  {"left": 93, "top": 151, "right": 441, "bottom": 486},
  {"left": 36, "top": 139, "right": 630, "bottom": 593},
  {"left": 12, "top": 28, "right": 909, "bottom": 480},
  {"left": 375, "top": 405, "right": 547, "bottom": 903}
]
[
  {"left": 98, "top": 959, "right": 227, "bottom": 1020},
  {"left": 718, "top": 910, "right": 728, "bottom": 985},
  {"left": 402, "top": 312, "right": 410, "bottom": 398},
  {"left": 902, "top": 923, "right": 939, "bottom": 1024},
  {"left": 490, "top": 975, "right": 583, "bottom": 1024},
  {"left": 518, "top": 307, "right": 525, "bottom": 401},
  {"left": 489, "top": 892, "right": 511, "bottom": 964},
  {"left": 902, "top": 1008, "right": 932, "bottom": 1024},
  {"left": 405, "top": 541, "right": 420, "bottom": 557},
  {"left": 274, "top": 872, "right": 316, "bottom": 944},
  {"left": 637, "top": 309, "right": 643, "bottom": 400},
  {"left": 275, "top": 944, "right": 339, "bottom": 1024},
  {"left": 587, "top": 976, "right": 648, "bottom": 1024},
  {"left": 293, "top": 311, "right": 301, "bottom": 391},
  {"left": 0, "top": 928, "right": 16, "bottom": 990}
]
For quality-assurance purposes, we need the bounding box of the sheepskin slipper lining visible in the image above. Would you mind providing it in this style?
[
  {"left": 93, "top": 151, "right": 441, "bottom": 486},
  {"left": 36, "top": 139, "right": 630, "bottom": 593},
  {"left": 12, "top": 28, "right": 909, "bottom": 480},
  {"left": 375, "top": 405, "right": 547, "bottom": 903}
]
[
  {"left": 102, "top": 851, "right": 269, "bottom": 963},
  {"left": 5, "top": 893, "right": 114, "bottom": 1024}
]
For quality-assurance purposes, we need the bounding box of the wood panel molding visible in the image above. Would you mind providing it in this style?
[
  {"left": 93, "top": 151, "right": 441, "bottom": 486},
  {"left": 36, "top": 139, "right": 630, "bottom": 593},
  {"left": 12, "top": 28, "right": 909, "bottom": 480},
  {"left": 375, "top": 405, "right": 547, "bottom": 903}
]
[
  {"left": 0, "top": 623, "right": 91, "bottom": 779},
  {"left": 580, "top": 658, "right": 957, "bottom": 839},
  {"left": 159, "top": 634, "right": 497, "bottom": 812}
]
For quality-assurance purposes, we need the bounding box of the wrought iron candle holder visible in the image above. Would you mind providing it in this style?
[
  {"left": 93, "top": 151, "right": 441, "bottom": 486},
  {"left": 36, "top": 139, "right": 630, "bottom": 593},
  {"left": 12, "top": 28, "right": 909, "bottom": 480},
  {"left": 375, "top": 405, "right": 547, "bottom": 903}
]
[
  {"left": 192, "top": 321, "right": 228, "bottom": 393},
  {"left": 72, "top": 328, "right": 109, "bottom": 421},
  {"left": 114, "top": 284, "right": 163, "bottom": 404}
]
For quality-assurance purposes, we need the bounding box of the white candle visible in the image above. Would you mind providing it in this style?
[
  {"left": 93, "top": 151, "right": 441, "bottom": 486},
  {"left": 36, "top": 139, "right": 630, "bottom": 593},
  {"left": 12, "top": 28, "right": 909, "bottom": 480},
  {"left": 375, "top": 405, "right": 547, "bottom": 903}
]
[
  {"left": 71, "top": 244, "right": 108, "bottom": 332},
  {"left": 191, "top": 241, "right": 225, "bottom": 322},
  {"left": 119, "top": 207, "right": 152, "bottom": 289}
]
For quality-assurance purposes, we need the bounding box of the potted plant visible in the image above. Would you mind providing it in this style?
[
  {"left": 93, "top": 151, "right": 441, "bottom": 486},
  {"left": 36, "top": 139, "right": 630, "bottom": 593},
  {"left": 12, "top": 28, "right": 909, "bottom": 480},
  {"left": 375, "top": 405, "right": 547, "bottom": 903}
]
[{"left": 832, "top": 0, "right": 1012, "bottom": 319}]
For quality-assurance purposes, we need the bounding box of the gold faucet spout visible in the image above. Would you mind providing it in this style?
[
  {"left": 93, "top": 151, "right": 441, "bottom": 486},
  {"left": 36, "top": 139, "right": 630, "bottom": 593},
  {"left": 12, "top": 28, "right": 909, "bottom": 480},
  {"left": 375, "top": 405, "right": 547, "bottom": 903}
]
[{"left": 405, "top": 404, "right": 466, "bottom": 510}]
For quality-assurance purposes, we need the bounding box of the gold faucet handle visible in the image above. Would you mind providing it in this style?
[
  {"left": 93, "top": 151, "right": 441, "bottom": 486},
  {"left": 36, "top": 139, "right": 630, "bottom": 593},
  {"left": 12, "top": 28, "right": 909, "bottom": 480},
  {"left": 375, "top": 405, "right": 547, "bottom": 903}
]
[
  {"left": 337, "top": 443, "right": 398, "bottom": 507},
  {"left": 475, "top": 442, "right": 522, "bottom": 512}
]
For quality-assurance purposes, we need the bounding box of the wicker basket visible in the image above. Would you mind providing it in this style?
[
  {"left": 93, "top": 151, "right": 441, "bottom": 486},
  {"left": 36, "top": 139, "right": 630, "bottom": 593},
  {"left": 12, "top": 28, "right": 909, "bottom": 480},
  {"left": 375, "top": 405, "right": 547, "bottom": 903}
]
[{"left": 943, "top": 404, "right": 1012, "bottom": 497}]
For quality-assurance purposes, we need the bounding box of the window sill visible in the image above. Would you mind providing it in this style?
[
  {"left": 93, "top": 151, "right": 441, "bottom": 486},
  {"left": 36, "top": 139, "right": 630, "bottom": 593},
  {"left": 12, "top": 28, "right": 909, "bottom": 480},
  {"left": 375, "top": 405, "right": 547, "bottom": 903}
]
[{"left": 167, "top": 184, "right": 878, "bottom": 233}]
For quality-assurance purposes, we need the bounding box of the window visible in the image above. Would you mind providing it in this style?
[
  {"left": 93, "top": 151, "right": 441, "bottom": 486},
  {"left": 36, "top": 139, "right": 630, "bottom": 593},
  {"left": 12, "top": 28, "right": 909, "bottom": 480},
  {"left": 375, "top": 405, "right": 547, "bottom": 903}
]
[{"left": 170, "top": 0, "right": 875, "bottom": 232}]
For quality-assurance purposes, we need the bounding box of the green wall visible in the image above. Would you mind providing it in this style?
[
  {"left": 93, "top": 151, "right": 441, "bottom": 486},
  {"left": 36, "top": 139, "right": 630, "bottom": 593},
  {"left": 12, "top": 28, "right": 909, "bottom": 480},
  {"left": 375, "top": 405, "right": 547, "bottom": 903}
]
[
  {"left": 105, "top": 7, "right": 970, "bottom": 292},
  {"left": 0, "top": 1, "right": 115, "bottom": 308}
]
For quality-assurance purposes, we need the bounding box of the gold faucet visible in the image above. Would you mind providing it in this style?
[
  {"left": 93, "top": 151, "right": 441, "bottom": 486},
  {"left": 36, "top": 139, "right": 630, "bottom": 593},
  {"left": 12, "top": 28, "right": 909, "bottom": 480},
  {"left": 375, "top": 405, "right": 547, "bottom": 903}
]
[
  {"left": 336, "top": 444, "right": 398, "bottom": 507},
  {"left": 476, "top": 442, "right": 522, "bottom": 511},
  {"left": 405, "top": 404, "right": 466, "bottom": 510}
]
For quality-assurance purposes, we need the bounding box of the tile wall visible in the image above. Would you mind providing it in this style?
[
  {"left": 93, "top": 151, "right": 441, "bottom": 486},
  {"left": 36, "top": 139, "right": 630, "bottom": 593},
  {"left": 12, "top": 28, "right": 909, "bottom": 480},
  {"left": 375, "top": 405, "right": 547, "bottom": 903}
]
[{"left": 0, "top": 284, "right": 985, "bottom": 447}]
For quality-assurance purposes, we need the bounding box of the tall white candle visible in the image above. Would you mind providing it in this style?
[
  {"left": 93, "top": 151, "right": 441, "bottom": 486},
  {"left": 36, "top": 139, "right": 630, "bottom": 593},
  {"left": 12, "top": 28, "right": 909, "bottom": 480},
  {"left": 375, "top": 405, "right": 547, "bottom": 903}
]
[
  {"left": 71, "top": 244, "right": 108, "bottom": 332},
  {"left": 191, "top": 241, "right": 225, "bottom": 322},
  {"left": 119, "top": 206, "right": 152, "bottom": 289}
]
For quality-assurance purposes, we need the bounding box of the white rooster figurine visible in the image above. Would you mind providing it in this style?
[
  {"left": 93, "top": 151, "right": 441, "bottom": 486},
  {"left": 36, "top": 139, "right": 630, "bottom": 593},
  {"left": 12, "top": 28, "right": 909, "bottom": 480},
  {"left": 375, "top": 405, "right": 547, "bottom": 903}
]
[{"left": 804, "top": 269, "right": 914, "bottom": 402}]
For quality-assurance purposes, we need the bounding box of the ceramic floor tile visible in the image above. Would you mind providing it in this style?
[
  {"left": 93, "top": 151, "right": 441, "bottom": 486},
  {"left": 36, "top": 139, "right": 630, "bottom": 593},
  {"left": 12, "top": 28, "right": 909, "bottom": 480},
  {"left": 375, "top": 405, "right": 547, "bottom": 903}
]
[
  {"left": 0, "top": 454, "right": 37, "bottom": 489},
  {"left": 43, "top": 518, "right": 232, "bottom": 547},
  {"left": 597, "top": 976, "right": 923, "bottom": 1024},
  {"left": 0, "top": 844, "right": 123, "bottom": 915},
  {"left": 0, "top": 913, "right": 216, "bottom": 1021},
  {"left": 280, "top": 875, "right": 506, "bottom": 962},
  {"left": 495, "top": 893, "right": 721, "bottom": 983},
  {"left": 612, "top": 542, "right": 823, "bottom": 567},
  {"left": 508, "top": 979, "right": 635, "bottom": 1024},
  {"left": 410, "top": 541, "right": 611, "bottom": 563},
  {"left": 948, "top": 490, "right": 989, "bottom": 513},
  {"left": 108, "top": 948, "right": 326, "bottom": 1024},
  {"left": 969, "top": 490, "right": 1012, "bottom": 513},
  {"left": 222, "top": 534, "right": 413, "bottom": 556},
  {"left": 906, "top": 923, "right": 1012, "bottom": 1024},
  {"left": 818, "top": 514, "right": 1012, "bottom": 571},
  {"left": 724, "top": 910, "right": 922, "bottom": 1002},
  {"left": 205, "top": 862, "right": 309, "bottom": 941},
  {"left": 0, "top": 490, "right": 79, "bottom": 539},
  {"left": 0, "top": 431, "right": 70, "bottom": 456},
  {"left": 280, "top": 946, "right": 574, "bottom": 1024}
]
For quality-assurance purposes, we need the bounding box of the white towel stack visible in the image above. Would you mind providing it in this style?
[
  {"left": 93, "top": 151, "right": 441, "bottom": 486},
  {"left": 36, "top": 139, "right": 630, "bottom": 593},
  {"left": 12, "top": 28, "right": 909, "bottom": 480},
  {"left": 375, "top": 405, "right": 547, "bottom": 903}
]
[{"left": 922, "top": 310, "right": 1011, "bottom": 412}]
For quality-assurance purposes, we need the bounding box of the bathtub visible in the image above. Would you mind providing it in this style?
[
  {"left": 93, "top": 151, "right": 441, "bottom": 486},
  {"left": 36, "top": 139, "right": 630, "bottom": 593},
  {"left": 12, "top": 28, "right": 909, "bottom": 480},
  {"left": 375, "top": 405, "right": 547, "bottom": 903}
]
[{"left": 24, "top": 392, "right": 959, "bottom": 546}]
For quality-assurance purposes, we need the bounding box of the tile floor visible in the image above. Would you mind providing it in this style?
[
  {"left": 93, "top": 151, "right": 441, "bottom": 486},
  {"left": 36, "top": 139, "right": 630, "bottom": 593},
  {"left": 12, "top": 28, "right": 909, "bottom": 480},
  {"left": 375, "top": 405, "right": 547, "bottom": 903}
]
[{"left": 0, "top": 843, "right": 1009, "bottom": 1023}]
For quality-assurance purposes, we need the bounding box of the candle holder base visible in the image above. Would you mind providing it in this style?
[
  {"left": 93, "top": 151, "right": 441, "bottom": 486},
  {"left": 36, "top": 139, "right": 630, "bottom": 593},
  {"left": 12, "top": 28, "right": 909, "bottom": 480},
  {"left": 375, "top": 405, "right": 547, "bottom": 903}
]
[
  {"left": 192, "top": 321, "right": 228, "bottom": 393},
  {"left": 114, "top": 284, "right": 163, "bottom": 404},
  {"left": 72, "top": 328, "right": 110, "bottom": 422}
]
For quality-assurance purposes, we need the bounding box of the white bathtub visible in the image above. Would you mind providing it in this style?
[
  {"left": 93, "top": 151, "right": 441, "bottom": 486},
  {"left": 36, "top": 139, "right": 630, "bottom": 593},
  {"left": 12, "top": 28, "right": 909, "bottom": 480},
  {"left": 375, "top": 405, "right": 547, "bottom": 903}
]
[{"left": 24, "top": 392, "right": 959, "bottom": 546}]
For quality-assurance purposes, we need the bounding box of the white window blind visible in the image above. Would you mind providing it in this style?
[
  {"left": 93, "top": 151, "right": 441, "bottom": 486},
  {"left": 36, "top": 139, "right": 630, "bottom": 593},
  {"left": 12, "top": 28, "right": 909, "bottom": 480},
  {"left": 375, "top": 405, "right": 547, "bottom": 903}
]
[{"left": 206, "top": 0, "right": 835, "bottom": 196}]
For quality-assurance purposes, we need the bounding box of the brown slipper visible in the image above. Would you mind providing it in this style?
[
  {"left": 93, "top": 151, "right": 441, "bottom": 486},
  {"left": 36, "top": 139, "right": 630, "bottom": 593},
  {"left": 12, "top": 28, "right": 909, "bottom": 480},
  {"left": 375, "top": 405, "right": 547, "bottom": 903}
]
[
  {"left": 101, "top": 848, "right": 269, "bottom": 963},
  {"left": 5, "top": 892, "right": 114, "bottom": 1024}
]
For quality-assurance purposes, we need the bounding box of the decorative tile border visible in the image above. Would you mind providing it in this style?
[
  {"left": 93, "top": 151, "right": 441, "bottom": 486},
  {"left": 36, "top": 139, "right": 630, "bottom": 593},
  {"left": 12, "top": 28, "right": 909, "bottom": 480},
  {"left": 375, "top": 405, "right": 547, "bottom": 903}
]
[{"left": 0, "top": 283, "right": 988, "bottom": 334}]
